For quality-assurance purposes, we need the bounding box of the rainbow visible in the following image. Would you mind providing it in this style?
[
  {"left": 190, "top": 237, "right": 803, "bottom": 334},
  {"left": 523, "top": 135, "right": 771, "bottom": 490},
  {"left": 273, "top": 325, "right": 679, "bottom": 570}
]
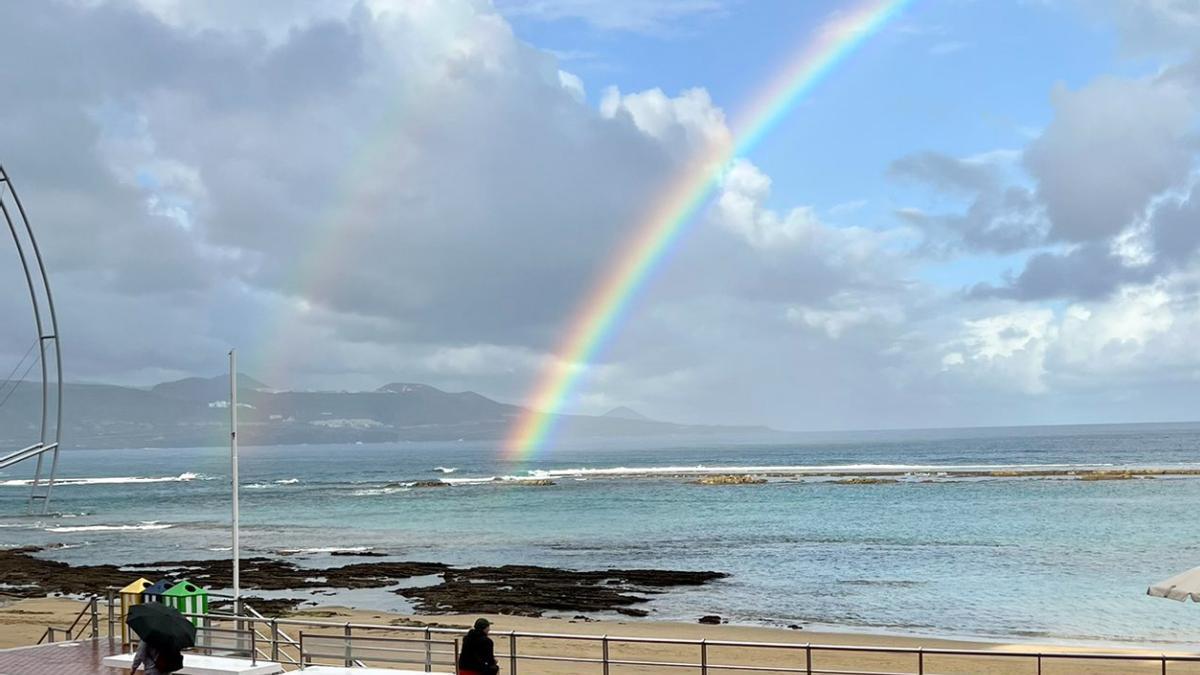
[{"left": 505, "top": 0, "right": 912, "bottom": 459}]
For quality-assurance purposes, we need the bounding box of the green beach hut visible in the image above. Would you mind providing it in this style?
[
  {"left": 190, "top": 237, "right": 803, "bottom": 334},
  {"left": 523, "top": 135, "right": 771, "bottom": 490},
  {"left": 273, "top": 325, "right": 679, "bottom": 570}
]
[{"left": 162, "top": 579, "right": 209, "bottom": 625}]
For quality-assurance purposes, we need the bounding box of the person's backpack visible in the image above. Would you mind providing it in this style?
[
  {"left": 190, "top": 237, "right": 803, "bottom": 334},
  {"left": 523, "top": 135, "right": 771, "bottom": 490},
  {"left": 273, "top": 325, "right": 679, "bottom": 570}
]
[{"left": 155, "top": 648, "right": 185, "bottom": 673}]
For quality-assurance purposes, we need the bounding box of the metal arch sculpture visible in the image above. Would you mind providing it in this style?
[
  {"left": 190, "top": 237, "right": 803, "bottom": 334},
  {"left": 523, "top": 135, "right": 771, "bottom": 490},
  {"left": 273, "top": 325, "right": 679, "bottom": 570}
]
[{"left": 0, "top": 165, "right": 63, "bottom": 514}]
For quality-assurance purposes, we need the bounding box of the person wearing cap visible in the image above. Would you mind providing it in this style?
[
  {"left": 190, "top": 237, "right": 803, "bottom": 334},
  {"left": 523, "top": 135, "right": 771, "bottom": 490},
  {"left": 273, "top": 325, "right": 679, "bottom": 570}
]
[{"left": 458, "top": 618, "right": 498, "bottom": 675}]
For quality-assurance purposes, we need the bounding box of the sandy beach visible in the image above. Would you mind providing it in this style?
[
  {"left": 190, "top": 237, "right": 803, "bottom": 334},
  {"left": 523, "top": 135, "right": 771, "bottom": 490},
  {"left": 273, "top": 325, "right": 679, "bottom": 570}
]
[{"left": 4, "top": 596, "right": 1199, "bottom": 674}]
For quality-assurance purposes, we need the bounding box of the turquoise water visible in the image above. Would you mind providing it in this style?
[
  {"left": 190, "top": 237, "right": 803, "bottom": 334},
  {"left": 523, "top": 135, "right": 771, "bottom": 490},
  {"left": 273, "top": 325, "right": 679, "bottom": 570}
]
[{"left": 3, "top": 423, "right": 1200, "bottom": 646}]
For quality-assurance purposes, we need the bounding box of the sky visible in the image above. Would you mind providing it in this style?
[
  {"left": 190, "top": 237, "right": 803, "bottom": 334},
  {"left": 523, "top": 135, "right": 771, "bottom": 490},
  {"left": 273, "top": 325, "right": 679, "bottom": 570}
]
[{"left": 2, "top": 0, "right": 1200, "bottom": 431}]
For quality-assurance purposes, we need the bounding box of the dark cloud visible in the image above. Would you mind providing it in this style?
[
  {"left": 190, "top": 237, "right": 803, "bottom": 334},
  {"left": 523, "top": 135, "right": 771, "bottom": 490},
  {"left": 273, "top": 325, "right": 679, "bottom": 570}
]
[
  {"left": 969, "top": 245, "right": 1149, "bottom": 301},
  {"left": 889, "top": 152, "right": 1045, "bottom": 254},
  {"left": 897, "top": 65, "right": 1200, "bottom": 304},
  {"left": 1071, "top": 0, "right": 1200, "bottom": 56},
  {"left": 976, "top": 179, "right": 1200, "bottom": 303},
  {"left": 1025, "top": 77, "right": 1196, "bottom": 244},
  {"left": 1152, "top": 182, "right": 1200, "bottom": 267}
]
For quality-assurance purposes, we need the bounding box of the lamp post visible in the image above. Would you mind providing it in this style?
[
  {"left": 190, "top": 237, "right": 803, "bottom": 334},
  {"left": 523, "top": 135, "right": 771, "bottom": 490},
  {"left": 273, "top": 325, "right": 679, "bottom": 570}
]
[{"left": 229, "top": 349, "right": 240, "bottom": 608}]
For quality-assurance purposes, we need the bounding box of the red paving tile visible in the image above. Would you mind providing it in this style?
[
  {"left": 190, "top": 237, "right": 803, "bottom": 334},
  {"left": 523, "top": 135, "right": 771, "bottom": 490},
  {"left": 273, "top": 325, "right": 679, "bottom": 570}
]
[{"left": 0, "top": 638, "right": 122, "bottom": 674}]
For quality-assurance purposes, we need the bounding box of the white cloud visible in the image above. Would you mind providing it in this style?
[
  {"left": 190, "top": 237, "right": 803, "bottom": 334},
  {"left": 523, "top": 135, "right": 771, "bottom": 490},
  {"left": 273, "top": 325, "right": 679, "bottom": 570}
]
[
  {"left": 4, "top": 0, "right": 1200, "bottom": 433},
  {"left": 714, "top": 159, "right": 909, "bottom": 260},
  {"left": 422, "top": 344, "right": 544, "bottom": 376},
  {"left": 943, "top": 308, "right": 1055, "bottom": 393},
  {"left": 493, "top": 0, "right": 727, "bottom": 33},
  {"left": 943, "top": 277, "right": 1193, "bottom": 398},
  {"left": 557, "top": 69, "right": 585, "bottom": 102},
  {"left": 1050, "top": 284, "right": 1175, "bottom": 378},
  {"left": 600, "top": 85, "right": 731, "bottom": 155},
  {"left": 787, "top": 298, "right": 905, "bottom": 339}
]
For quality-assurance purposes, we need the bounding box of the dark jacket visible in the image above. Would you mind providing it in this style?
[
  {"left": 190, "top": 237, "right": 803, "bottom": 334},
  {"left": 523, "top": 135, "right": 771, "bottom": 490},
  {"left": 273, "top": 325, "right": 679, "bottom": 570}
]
[{"left": 458, "top": 629, "right": 497, "bottom": 674}]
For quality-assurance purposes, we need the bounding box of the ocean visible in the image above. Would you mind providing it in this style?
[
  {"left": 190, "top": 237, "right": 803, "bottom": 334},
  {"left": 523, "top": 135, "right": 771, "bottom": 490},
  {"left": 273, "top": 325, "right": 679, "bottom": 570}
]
[{"left": 3, "top": 422, "right": 1200, "bottom": 647}]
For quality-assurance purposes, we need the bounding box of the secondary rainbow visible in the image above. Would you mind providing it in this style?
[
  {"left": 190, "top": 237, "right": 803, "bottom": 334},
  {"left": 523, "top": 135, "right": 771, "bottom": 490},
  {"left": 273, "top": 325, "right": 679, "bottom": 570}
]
[{"left": 505, "top": 0, "right": 913, "bottom": 459}]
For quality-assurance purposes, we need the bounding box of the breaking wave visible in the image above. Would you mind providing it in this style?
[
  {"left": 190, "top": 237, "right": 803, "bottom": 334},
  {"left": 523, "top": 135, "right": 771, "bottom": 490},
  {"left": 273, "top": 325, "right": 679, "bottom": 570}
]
[
  {"left": 352, "top": 486, "right": 410, "bottom": 496},
  {"left": 46, "top": 522, "right": 174, "bottom": 533},
  {"left": 517, "top": 463, "right": 1122, "bottom": 480},
  {"left": 279, "top": 546, "right": 372, "bottom": 555},
  {"left": 440, "top": 476, "right": 500, "bottom": 485},
  {"left": 1, "top": 473, "right": 205, "bottom": 487},
  {"left": 330, "top": 461, "right": 1199, "bottom": 497}
]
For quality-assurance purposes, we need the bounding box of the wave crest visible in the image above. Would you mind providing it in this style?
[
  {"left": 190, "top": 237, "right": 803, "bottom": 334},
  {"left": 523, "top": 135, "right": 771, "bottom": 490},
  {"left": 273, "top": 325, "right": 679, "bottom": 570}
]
[
  {"left": 1, "top": 473, "right": 204, "bottom": 488},
  {"left": 46, "top": 522, "right": 173, "bottom": 533}
]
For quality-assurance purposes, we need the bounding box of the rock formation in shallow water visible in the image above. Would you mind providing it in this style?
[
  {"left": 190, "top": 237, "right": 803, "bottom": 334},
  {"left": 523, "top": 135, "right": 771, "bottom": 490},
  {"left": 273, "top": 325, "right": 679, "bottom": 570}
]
[
  {"left": 0, "top": 548, "right": 725, "bottom": 618},
  {"left": 693, "top": 474, "right": 766, "bottom": 485}
]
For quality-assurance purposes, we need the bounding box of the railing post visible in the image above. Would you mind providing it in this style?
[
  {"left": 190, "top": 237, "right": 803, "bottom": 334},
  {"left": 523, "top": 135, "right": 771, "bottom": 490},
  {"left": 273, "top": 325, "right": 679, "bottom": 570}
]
[
  {"left": 271, "top": 619, "right": 279, "bottom": 662},
  {"left": 1163, "top": 654, "right": 1168, "bottom": 675},
  {"left": 425, "top": 627, "right": 432, "bottom": 672},
  {"left": 700, "top": 639, "right": 708, "bottom": 675},
  {"left": 106, "top": 589, "right": 115, "bottom": 640},
  {"left": 602, "top": 635, "right": 610, "bottom": 675},
  {"left": 234, "top": 598, "right": 245, "bottom": 654},
  {"left": 344, "top": 623, "right": 353, "bottom": 667},
  {"left": 251, "top": 627, "right": 257, "bottom": 665},
  {"left": 90, "top": 596, "right": 99, "bottom": 640},
  {"left": 918, "top": 647, "right": 924, "bottom": 675},
  {"left": 509, "top": 633, "right": 518, "bottom": 675},
  {"left": 1037, "top": 653, "right": 1041, "bottom": 675},
  {"left": 805, "top": 643, "right": 812, "bottom": 675}
]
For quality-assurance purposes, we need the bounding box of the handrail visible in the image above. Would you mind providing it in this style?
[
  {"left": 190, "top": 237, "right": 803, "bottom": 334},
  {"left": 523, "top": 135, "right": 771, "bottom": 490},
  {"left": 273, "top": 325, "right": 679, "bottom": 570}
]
[
  {"left": 168, "top": 609, "right": 1200, "bottom": 674},
  {"left": 83, "top": 590, "right": 1200, "bottom": 674},
  {"left": 38, "top": 595, "right": 95, "bottom": 644},
  {"left": 0, "top": 442, "right": 54, "bottom": 471},
  {"left": 63, "top": 597, "right": 92, "bottom": 636},
  {"left": 241, "top": 601, "right": 302, "bottom": 666}
]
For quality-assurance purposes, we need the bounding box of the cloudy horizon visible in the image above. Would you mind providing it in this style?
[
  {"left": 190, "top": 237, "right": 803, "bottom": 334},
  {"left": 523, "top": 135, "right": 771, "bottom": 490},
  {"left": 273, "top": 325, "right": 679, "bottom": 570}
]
[{"left": 2, "top": 0, "right": 1200, "bottom": 433}]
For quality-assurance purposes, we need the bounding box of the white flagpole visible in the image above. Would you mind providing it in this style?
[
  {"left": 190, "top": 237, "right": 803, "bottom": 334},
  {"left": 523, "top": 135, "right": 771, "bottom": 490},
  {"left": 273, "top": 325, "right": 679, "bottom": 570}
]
[{"left": 229, "top": 349, "right": 240, "bottom": 605}]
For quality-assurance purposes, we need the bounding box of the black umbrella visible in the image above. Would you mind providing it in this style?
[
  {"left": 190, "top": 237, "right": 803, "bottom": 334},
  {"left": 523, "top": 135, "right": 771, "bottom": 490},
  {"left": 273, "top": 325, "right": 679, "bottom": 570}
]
[{"left": 127, "top": 603, "right": 197, "bottom": 651}]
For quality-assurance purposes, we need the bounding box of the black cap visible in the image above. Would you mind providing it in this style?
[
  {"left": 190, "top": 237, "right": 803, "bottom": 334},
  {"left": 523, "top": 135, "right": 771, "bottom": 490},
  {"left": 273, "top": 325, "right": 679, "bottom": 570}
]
[{"left": 474, "top": 618, "right": 491, "bottom": 630}]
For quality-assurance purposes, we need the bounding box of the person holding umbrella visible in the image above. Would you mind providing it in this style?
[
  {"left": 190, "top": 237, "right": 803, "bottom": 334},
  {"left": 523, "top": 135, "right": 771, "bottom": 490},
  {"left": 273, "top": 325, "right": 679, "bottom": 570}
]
[
  {"left": 131, "top": 638, "right": 168, "bottom": 675},
  {"left": 127, "top": 602, "right": 195, "bottom": 674}
]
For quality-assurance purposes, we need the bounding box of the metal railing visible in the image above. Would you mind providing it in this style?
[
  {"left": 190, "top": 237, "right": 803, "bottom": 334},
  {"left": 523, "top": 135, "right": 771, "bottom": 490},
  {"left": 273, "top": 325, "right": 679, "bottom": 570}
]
[
  {"left": 298, "top": 631, "right": 457, "bottom": 671},
  {"left": 38, "top": 595, "right": 98, "bottom": 644},
  {"left": 190, "top": 623, "right": 259, "bottom": 664},
  {"left": 242, "top": 599, "right": 304, "bottom": 667},
  {"left": 63, "top": 593, "right": 1200, "bottom": 673}
]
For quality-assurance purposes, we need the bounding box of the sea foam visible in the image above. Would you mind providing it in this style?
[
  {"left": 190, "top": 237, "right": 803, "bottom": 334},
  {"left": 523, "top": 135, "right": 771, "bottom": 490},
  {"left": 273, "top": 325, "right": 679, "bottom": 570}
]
[
  {"left": 1, "top": 472, "right": 204, "bottom": 487},
  {"left": 46, "top": 522, "right": 173, "bottom": 533}
]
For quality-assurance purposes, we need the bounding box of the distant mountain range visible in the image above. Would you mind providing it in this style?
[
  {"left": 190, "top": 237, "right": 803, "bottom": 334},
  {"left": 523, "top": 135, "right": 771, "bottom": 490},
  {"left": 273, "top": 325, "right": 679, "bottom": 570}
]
[{"left": 0, "top": 375, "right": 770, "bottom": 449}]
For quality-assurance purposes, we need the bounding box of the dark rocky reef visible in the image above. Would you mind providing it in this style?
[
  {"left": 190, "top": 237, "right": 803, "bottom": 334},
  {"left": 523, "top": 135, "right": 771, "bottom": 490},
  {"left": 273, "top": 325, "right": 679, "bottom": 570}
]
[
  {"left": 693, "top": 475, "right": 766, "bottom": 486},
  {"left": 834, "top": 477, "right": 898, "bottom": 485},
  {"left": 0, "top": 548, "right": 725, "bottom": 618},
  {"left": 210, "top": 596, "right": 310, "bottom": 616},
  {"left": 397, "top": 565, "right": 725, "bottom": 617}
]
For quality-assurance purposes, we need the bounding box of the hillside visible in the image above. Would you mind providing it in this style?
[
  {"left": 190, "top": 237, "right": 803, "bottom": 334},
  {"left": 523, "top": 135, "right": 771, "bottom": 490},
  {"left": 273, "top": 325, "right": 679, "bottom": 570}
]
[{"left": 0, "top": 375, "right": 769, "bottom": 449}]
